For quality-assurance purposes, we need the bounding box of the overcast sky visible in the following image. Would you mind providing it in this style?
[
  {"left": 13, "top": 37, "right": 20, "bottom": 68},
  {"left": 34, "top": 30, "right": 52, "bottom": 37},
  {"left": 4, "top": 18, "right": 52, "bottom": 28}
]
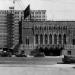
[{"left": 0, "top": 0, "right": 75, "bottom": 20}]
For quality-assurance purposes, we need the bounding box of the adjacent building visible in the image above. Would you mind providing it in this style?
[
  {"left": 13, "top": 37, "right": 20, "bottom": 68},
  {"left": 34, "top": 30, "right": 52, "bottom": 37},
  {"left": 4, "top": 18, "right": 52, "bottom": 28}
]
[
  {"left": 0, "top": 9, "right": 47, "bottom": 50},
  {"left": 22, "top": 20, "right": 75, "bottom": 56},
  {"left": 0, "top": 7, "right": 23, "bottom": 50}
]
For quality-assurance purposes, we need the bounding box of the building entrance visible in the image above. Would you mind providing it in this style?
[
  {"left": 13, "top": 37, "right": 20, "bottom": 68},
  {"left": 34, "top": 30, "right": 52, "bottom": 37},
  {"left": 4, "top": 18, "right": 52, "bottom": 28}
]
[{"left": 39, "top": 47, "right": 63, "bottom": 56}]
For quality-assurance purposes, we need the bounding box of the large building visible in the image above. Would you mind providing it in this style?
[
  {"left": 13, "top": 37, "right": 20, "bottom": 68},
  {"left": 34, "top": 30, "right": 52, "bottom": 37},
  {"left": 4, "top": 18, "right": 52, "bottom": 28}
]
[
  {"left": 25, "top": 10, "right": 47, "bottom": 21},
  {"left": 21, "top": 20, "right": 75, "bottom": 56},
  {"left": 0, "top": 7, "right": 23, "bottom": 50},
  {"left": 0, "top": 8, "right": 46, "bottom": 50},
  {"left": 0, "top": 8, "right": 75, "bottom": 56}
]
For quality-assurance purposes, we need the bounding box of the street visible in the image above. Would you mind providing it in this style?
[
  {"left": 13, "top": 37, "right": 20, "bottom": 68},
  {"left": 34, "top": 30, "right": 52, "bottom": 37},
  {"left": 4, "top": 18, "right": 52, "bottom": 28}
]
[
  {"left": 0, "top": 64, "right": 75, "bottom": 75},
  {"left": 0, "top": 57, "right": 74, "bottom": 75}
]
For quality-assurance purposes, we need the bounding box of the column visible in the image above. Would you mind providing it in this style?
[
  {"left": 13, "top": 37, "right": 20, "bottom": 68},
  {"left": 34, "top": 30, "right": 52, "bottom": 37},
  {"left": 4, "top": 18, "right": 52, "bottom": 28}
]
[{"left": 43, "top": 34, "right": 45, "bottom": 45}]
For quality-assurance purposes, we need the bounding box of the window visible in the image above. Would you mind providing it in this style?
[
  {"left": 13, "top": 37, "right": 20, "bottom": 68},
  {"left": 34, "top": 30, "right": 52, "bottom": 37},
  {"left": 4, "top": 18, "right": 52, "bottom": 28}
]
[
  {"left": 5, "top": 11, "right": 7, "bottom": 14},
  {"left": 44, "top": 26, "right": 46, "bottom": 30},
  {"left": 38, "top": 12, "right": 41, "bottom": 14},
  {"left": 68, "top": 51, "right": 71, "bottom": 55},
  {"left": 54, "top": 34, "right": 57, "bottom": 44},
  {"left": 15, "top": 12, "right": 19, "bottom": 14},
  {"left": 63, "top": 26, "right": 67, "bottom": 30},
  {"left": 63, "top": 34, "right": 66, "bottom": 44},
  {"left": 72, "top": 39, "right": 75, "bottom": 45},
  {"left": 45, "top": 34, "right": 48, "bottom": 44},
  {"left": 35, "top": 34, "right": 38, "bottom": 44},
  {"left": 35, "top": 26, "right": 38, "bottom": 30},
  {"left": 49, "top": 26, "right": 51, "bottom": 30},
  {"left": 2, "top": 11, "right": 4, "bottom": 14},
  {"left": 40, "top": 26, "right": 42, "bottom": 30},
  {"left": 42, "top": 12, "right": 45, "bottom": 14},
  {"left": 26, "top": 38, "right": 29, "bottom": 45},
  {"left": 49, "top": 34, "right": 52, "bottom": 44},
  {"left": 59, "top": 34, "right": 62, "bottom": 44},
  {"left": 40, "top": 34, "right": 43, "bottom": 44},
  {"left": 31, "top": 12, "right": 34, "bottom": 14},
  {"left": 21, "top": 12, "right": 23, "bottom": 14}
]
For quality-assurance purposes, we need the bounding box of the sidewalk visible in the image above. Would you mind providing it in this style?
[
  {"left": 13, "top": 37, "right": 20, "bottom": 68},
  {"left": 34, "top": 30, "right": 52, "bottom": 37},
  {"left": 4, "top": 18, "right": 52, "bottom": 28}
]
[{"left": 0, "top": 57, "right": 63, "bottom": 65}]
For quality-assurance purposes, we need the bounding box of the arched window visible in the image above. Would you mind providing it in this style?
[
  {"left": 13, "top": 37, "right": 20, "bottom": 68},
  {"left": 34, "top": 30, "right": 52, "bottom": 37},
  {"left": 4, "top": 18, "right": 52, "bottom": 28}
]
[
  {"left": 44, "top": 26, "right": 46, "bottom": 31},
  {"left": 35, "top": 34, "right": 38, "bottom": 44},
  {"left": 35, "top": 26, "right": 38, "bottom": 30},
  {"left": 40, "top": 34, "right": 43, "bottom": 44},
  {"left": 49, "top": 34, "right": 52, "bottom": 44},
  {"left": 26, "top": 38, "right": 29, "bottom": 45},
  {"left": 59, "top": 34, "right": 62, "bottom": 44},
  {"left": 45, "top": 34, "right": 48, "bottom": 44},
  {"left": 54, "top": 34, "right": 57, "bottom": 44},
  {"left": 54, "top": 26, "right": 55, "bottom": 30},
  {"left": 63, "top": 34, "right": 66, "bottom": 44},
  {"left": 49, "top": 26, "right": 51, "bottom": 30},
  {"left": 72, "top": 39, "right": 75, "bottom": 45},
  {"left": 40, "top": 26, "right": 42, "bottom": 30}
]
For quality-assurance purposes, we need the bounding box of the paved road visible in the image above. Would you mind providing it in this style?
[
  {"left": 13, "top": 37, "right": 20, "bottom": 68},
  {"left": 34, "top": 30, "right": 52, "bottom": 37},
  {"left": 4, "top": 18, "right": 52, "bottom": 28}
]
[
  {"left": 1, "top": 57, "right": 75, "bottom": 75},
  {"left": 0, "top": 57, "right": 74, "bottom": 75},
  {"left": 0, "top": 64, "right": 74, "bottom": 75}
]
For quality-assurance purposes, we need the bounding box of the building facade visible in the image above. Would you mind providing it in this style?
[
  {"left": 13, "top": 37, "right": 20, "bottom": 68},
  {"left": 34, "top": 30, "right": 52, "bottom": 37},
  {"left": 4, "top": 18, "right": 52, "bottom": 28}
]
[
  {"left": 0, "top": 8, "right": 75, "bottom": 56},
  {"left": 0, "top": 8, "right": 23, "bottom": 50},
  {"left": 0, "top": 9, "right": 46, "bottom": 50},
  {"left": 25, "top": 10, "right": 47, "bottom": 21},
  {"left": 22, "top": 21, "right": 75, "bottom": 56}
]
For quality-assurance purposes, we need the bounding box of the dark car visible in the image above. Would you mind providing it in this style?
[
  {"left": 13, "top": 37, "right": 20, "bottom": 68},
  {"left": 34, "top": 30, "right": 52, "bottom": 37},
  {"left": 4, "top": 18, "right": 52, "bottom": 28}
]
[
  {"left": 16, "top": 54, "right": 27, "bottom": 57},
  {"left": 1, "top": 51, "right": 11, "bottom": 57},
  {"left": 16, "top": 51, "right": 27, "bottom": 57},
  {"left": 34, "top": 52, "right": 45, "bottom": 57},
  {"left": 62, "top": 55, "right": 75, "bottom": 64}
]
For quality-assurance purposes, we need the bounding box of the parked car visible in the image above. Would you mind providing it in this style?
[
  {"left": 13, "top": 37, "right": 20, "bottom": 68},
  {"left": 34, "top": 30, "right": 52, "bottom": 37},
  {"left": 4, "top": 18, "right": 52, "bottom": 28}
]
[
  {"left": 16, "top": 54, "right": 27, "bottom": 57},
  {"left": 34, "top": 52, "right": 45, "bottom": 57},
  {"left": 1, "top": 51, "right": 11, "bottom": 57},
  {"left": 16, "top": 51, "right": 27, "bottom": 57},
  {"left": 62, "top": 55, "right": 75, "bottom": 64}
]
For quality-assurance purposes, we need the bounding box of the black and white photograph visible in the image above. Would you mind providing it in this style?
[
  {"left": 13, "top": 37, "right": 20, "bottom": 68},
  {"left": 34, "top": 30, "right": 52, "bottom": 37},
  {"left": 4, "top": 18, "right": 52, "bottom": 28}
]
[{"left": 0, "top": 0, "right": 75, "bottom": 75}]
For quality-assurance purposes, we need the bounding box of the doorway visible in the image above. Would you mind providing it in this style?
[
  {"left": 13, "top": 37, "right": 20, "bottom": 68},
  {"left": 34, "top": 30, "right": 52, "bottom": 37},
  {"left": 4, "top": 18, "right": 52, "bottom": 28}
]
[{"left": 40, "top": 47, "right": 62, "bottom": 56}]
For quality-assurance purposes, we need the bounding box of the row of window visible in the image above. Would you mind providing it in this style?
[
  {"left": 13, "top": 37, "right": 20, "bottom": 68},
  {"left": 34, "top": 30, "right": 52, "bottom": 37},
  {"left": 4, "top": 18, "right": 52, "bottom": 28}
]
[
  {"left": 35, "top": 34, "right": 66, "bottom": 45},
  {"left": 33, "top": 19, "right": 45, "bottom": 21},
  {"left": 31, "top": 15, "right": 45, "bottom": 18},
  {"left": 31, "top": 11, "right": 45, "bottom": 15},
  {"left": 0, "top": 11, "right": 23, "bottom": 15},
  {"left": 34, "top": 26, "right": 67, "bottom": 31}
]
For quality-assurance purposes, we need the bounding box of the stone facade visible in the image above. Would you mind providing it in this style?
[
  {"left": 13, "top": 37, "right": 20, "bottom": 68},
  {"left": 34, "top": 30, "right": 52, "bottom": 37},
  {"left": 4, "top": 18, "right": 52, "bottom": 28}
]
[{"left": 22, "top": 21, "right": 75, "bottom": 56}]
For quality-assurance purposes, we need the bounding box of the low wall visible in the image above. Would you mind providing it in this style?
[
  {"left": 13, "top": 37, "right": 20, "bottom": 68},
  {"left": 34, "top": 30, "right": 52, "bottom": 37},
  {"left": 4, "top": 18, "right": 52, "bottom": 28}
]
[{"left": 0, "top": 57, "right": 62, "bottom": 64}]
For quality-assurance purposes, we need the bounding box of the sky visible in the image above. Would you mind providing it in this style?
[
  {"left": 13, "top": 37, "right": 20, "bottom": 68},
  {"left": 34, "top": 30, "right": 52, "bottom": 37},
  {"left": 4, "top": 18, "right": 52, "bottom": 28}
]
[{"left": 0, "top": 0, "right": 75, "bottom": 20}]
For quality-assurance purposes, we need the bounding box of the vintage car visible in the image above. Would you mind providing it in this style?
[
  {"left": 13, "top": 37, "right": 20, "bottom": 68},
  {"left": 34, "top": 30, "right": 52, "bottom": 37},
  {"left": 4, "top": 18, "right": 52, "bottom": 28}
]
[{"left": 62, "top": 55, "right": 75, "bottom": 64}]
